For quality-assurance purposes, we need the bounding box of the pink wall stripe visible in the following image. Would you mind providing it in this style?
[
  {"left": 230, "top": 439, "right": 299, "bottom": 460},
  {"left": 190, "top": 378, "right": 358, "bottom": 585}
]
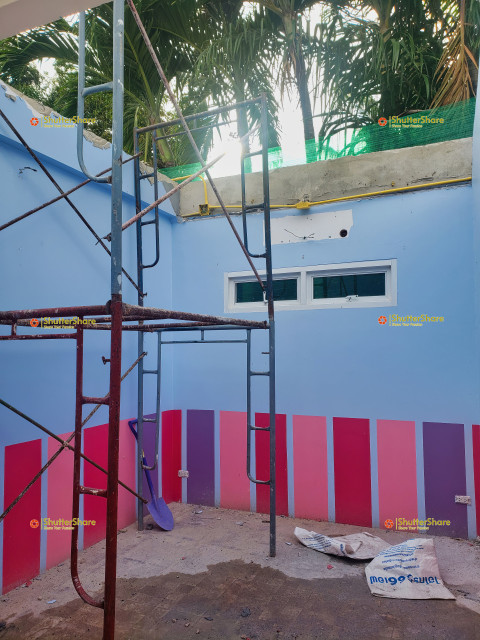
[
  {"left": 377, "top": 419, "right": 417, "bottom": 529},
  {"left": 83, "top": 423, "right": 108, "bottom": 548},
  {"left": 117, "top": 419, "right": 136, "bottom": 529},
  {"left": 334, "top": 417, "right": 372, "bottom": 527},
  {"left": 46, "top": 432, "right": 74, "bottom": 570},
  {"left": 220, "top": 411, "right": 250, "bottom": 511},
  {"left": 3, "top": 440, "right": 42, "bottom": 593},
  {"left": 293, "top": 415, "right": 328, "bottom": 521},
  {"left": 83, "top": 421, "right": 137, "bottom": 547}
]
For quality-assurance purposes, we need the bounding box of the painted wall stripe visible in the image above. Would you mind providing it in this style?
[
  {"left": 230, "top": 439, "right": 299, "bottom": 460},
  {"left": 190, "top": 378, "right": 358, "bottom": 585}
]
[
  {"left": 84, "top": 421, "right": 137, "bottom": 546},
  {"left": 142, "top": 414, "right": 159, "bottom": 515},
  {"left": 471, "top": 425, "right": 480, "bottom": 537},
  {"left": 83, "top": 424, "right": 107, "bottom": 548},
  {"left": 214, "top": 411, "right": 220, "bottom": 507},
  {"left": 326, "top": 416, "right": 335, "bottom": 523},
  {"left": 464, "top": 424, "right": 476, "bottom": 539},
  {"left": 40, "top": 439, "right": 48, "bottom": 573},
  {"left": 181, "top": 410, "right": 187, "bottom": 504},
  {"left": 249, "top": 427, "right": 256, "bottom": 513},
  {"left": 369, "top": 418, "right": 379, "bottom": 529},
  {"left": 0, "top": 443, "right": 4, "bottom": 594},
  {"left": 292, "top": 415, "right": 328, "bottom": 521},
  {"left": 255, "top": 413, "right": 288, "bottom": 517},
  {"left": 377, "top": 420, "right": 417, "bottom": 530},
  {"left": 3, "top": 440, "right": 42, "bottom": 593},
  {"left": 423, "top": 422, "right": 468, "bottom": 538},
  {"left": 286, "top": 414, "right": 294, "bottom": 518},
  {"left": 161, "top": 410, "right": 182, "bottom": 504},
  {"left": 186, "top": 410, "right": 215, "bottom": 506},
  {"left": 415, "top": 421, "right": 426, "bottom": 523},
  {"left": 219, "top": 411, "right": 250, "bottom": 511},
  {"left": 333, "top": 417, "right": 372, "bottom": 527},
  {"left": 46, "top": 432, "right": 74, "bottom": 570},
  {"left": 118, "top": 419, "right": 136, "bottom": 530}
]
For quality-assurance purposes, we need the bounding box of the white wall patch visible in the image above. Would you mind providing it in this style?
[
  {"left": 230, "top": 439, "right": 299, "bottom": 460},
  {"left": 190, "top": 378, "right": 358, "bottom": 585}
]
[{"left": 270, "top": 209, "right": 353, "bottom": 244}]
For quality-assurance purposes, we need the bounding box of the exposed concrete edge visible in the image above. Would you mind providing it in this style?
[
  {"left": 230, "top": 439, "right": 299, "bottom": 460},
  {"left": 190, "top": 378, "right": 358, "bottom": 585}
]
[
  {"left": 0, "top": 80, "right": 177, "bottom": 219},
  {"left": 178, "top": 137, "right": 473, "bottom": 218},
  {"left": 0, "top": 81, "right": 111, "bottom": 150}
]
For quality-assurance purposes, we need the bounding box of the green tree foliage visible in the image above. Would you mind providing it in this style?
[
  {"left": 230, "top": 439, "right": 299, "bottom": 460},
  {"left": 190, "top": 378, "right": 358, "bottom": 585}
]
[
  {"left": 0, "top": 0, "right": 478, "bottom": 166},
  {"left": 315, "top": 0, "right": 480, "bottom": 142}
]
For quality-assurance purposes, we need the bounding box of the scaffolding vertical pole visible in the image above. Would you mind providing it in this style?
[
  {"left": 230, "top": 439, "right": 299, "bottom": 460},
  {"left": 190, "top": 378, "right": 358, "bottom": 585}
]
[
  {"left": 103, "top": 0, "right": 124, "bottom": 637},
  {"left": 133, "top": 130, "right": 145, "bottom": 531},
  {"left": 71, "top": 323, "right": 85, "bottom": 597},
  {"left": 261, "top": 94, "right": 276, "bottom": 558}
]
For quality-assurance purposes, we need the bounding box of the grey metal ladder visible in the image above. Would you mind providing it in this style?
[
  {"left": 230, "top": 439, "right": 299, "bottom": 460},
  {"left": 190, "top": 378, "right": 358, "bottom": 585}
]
[
  {"left": 241, "top": 96, "right": 277, "bottom": 558},
  {"left": 133, "top": 133, "right": 161, "bottom": 530}
]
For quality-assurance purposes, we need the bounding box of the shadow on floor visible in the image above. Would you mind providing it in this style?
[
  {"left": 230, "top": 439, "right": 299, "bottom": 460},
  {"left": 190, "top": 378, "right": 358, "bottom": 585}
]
[{"left": 1, "top": 559, "right": 479, "bottom": 640}]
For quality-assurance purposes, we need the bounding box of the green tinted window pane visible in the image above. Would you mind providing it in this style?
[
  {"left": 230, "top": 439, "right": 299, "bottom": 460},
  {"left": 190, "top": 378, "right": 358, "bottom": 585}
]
[
  {"left": 236, "top": 279, "right": 297, "bottom": 303},
  {"left": 272, "top": 279, "right": 297, "bottom": 301},
  {"left": 313, "top": 273, "right": 385, "bottom": 299},
  {"left": 236, "top": 281, "right": 264, "bottom": 303}
]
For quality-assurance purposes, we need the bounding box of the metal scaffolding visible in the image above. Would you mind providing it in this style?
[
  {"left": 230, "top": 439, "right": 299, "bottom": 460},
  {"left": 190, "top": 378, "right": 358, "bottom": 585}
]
[{"left": 0, "top": 1, "right": 276, "bottom": 638}]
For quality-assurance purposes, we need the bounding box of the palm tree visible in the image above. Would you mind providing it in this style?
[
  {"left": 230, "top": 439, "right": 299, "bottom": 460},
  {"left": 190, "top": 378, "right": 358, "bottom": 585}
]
[
  {"left": 431, "top": 0, "right": 479, "bottom": 107},
  {"left": 252, "top": 0, "right": 322, "bottom": 144},
  {"left": 0, "top": 0, "right": 216, "bottom": 165},
  {"left": 314, "top": 0, "right": 480, "bottom": 144},
  {"left": 193, "top": 1, "right": 280, "bottom": 164}
]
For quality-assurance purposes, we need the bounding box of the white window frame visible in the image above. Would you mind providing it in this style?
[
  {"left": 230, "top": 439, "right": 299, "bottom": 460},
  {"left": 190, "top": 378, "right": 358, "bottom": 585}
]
[{"left": 225, "top": 260, "right": 397, "bottom": 313}]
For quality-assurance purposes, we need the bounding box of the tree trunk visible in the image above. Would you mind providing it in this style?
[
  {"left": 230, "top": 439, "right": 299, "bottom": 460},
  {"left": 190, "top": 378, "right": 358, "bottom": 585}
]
[
  {"left": 283, "top": 13, "right": 315, "bottom": 144},
  {"left": 235, "top": 85, "right": 252, "bottom": 173},
  {"left": 293, "top": 48, "right": 315, "bottom": 143}
]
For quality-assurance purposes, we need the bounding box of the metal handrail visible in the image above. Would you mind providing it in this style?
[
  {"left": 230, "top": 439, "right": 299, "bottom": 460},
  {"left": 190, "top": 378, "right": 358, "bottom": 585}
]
[{"left": 77, "top": 11, "right": 113, "bottom": 183}]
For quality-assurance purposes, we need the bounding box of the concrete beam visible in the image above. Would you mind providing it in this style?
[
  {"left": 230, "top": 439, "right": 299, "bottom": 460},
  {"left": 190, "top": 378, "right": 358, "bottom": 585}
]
[{"left": 175, "top": 137, "right": 472, "bottom": 217}]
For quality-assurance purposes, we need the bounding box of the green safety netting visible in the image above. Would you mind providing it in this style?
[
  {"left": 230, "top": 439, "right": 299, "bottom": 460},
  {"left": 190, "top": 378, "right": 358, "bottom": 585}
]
[{"left": 160, "top": 98, "right": 476, "bottom": 180}]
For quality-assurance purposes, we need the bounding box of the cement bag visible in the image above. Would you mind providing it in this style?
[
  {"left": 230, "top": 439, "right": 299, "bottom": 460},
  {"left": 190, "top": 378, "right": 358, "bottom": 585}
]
[
  {"left": 294, "top": 527, "right": 390, "bottom": 560},
  {"left": 365, "top": 538, "right": 454, "bottom": 599}
]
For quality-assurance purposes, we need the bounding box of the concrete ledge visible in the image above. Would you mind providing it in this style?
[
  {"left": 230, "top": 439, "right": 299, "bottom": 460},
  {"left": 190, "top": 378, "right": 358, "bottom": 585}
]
[{"left": 177, "top": 137, "right": 472, "bottom": 217}]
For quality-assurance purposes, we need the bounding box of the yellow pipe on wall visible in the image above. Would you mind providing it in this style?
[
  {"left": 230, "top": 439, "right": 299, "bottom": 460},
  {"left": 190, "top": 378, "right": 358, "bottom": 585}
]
[{"left": 180, "top": 176, "right": 471, "bottom": 217}]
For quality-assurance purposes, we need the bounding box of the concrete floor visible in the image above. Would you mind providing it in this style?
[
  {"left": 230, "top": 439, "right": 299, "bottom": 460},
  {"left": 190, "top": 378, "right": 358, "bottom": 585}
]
[{"left": 1, "top": 504, "right": 480, "bottom": 639}]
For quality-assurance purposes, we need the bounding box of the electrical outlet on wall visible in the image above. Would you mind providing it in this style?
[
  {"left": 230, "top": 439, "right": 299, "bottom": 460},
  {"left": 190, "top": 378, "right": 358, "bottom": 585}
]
[{"left": 455, "top": 495, "right": 471, "bottom": 505}]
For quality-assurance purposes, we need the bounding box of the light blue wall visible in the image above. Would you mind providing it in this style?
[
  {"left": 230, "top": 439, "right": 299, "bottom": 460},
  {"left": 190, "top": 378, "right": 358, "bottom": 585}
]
[
  {"left": 0, "top": 87, "right": 175, "bottom": 447},
  {"left": 171, "top": 185, "right": 478, "bottom": 424},
  {"left": 1, "top": 82, "right": 479, "bottom": 537},
  {"left": 2, "top": 84, "right": 476, "bottom": 442}
]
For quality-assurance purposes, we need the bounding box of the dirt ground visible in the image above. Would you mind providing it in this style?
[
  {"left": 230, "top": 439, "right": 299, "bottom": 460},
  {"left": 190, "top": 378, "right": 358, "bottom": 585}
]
[{"left": 1, "top": 504, "right": 480, "bottom": 639}]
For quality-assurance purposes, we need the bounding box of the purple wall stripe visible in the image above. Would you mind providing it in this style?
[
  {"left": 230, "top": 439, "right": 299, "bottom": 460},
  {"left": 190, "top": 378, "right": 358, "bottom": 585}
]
[
  {"left": 141, "top": 414, "right": 159, "bottom": 515},
  {"left": 187, "top": 410, "right": 215, "bottom": 506},
  {"left": 423, "top": 422, "right": 468, "bottom": 538}
]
